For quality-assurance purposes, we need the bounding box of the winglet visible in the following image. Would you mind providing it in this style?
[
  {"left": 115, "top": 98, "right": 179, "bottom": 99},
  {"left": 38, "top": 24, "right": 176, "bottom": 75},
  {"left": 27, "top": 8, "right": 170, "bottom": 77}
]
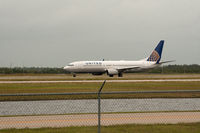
[{"left": 147, "top": 40, "right": 164, "bottom": 64}]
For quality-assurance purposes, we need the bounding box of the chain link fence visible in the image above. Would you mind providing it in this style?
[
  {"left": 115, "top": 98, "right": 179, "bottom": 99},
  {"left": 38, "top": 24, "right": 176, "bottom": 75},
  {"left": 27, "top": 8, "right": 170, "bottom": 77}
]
[{"left": 1, "top": 88, "right": 200, "bottom": 132}]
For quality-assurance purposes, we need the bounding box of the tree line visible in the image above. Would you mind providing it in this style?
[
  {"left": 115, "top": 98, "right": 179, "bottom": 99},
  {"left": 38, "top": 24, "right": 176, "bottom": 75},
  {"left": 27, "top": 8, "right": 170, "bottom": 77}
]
[
  {"left": 148, "top": 64, "right": 200, "bottom": 74},
  {"left": 0, "top": 64, "right": 200, "bottom": 74}
]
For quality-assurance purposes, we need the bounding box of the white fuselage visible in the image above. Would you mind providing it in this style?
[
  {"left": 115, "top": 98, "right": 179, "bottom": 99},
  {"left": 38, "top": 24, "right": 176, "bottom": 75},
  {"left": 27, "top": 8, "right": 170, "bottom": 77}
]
[
  {"left": 63, "top": 40, "right": 167, "bottom": 77},
  {"left": 64, "top": 60, "right": 158, "bottom": 74}
]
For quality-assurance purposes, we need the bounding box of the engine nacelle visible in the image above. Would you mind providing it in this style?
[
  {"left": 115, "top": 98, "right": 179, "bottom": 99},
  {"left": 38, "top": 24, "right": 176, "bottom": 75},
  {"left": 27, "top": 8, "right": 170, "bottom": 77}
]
[{"left": 107, "top": 68, "right": 118, "bottom": 75}]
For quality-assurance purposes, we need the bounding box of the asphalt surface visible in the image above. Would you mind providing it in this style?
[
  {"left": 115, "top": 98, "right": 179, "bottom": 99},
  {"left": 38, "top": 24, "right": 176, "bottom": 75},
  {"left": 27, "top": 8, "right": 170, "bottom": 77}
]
[
  {"left": 0, "top": 79, "right": 200, "bottom": 84},
  {"left": 0, "top": 112, "right": 200, "bottom": 129}
]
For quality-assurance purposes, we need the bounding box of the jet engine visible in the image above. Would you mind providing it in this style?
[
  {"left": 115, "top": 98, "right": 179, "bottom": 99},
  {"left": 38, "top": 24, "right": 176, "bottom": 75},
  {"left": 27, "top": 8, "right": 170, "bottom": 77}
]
[{"left": 107, "top": 69, "right": 118, "bottom": 77}]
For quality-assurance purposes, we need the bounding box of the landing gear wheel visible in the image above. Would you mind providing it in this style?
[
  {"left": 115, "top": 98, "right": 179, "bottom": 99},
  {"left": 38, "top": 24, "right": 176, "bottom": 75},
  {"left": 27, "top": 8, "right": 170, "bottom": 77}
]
[
  {"left": 118, "top": 73, "right": 123, "bottom": 77},
  {"left": 109, "top": 75, "right": 114, "bottom": 77},
  {"left": 72, "top": 73, "right": 76, "bottom": 77}
]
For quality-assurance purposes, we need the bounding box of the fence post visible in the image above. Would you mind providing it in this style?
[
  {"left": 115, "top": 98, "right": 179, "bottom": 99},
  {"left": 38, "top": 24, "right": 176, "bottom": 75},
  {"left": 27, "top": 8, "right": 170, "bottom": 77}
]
[{"left": 98, "top": 80, "right": 106, "bottom": 133}]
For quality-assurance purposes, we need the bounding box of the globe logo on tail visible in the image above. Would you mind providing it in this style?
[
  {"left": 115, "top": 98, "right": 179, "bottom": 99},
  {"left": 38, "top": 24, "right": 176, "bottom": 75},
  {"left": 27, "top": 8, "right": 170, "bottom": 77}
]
[{"left": 147, "top": 50, "right": 160, "bottom": 62}]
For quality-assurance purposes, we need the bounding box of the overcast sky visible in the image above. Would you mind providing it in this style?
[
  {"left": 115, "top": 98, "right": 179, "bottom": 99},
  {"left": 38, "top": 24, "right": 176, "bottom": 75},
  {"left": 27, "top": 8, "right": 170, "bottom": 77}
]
[{"left": 0, "top": 0, "right": 200, "bottom": 67}]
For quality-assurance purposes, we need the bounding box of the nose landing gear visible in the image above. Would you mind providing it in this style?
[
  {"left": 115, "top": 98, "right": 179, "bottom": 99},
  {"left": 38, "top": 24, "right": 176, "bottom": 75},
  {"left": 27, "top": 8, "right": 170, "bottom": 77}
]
[{"left": 72, "top": 73, "right": 76, "bottom": 77}]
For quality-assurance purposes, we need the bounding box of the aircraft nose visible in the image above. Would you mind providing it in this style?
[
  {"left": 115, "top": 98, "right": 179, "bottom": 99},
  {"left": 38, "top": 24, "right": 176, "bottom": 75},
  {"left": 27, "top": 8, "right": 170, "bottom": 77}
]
[
  {"left": 64, "top": 66, "right": 70, "bottom": 70},
  {"left": 64, "top": 66, "right": 73, "bottom": 72}
]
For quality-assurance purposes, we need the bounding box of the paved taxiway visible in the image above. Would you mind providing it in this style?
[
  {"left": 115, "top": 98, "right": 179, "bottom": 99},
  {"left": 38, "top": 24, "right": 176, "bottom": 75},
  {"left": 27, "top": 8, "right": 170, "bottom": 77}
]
[
  {"left": 0, "top": 79, "right": 200, "bottom": 84},
  {"left": 0, "top": 112, "right": 200, "bottom": 129}
]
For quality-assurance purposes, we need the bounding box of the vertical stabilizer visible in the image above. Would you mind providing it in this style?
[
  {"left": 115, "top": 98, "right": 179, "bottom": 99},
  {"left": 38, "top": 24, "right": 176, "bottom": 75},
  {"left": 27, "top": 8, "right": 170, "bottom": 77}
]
[{"left": 147, "top": 40, "right": 164, "bottom": 63}]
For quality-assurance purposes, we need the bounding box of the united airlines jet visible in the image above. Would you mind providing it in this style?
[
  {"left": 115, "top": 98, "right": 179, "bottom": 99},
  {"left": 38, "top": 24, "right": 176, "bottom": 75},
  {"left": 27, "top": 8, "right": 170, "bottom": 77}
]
[{"left": 64, "top": 40, "right": 173, "bottom": 77}]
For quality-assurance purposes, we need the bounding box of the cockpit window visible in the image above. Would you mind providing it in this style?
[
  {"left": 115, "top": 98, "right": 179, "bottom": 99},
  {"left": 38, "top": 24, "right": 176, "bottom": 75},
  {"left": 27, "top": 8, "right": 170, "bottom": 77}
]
[{"left": 68, "top": 64, "right": 74, "bottom": 66}]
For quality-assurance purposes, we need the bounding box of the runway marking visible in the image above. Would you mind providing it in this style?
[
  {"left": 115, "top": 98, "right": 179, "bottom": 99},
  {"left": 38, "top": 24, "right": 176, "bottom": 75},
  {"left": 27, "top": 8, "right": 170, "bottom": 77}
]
[
  {"left": 0, "top": 79, "right": 200, "bottom": 84},
  {"left": 1, "top": 112, "right": 200, "bottom": 129}
]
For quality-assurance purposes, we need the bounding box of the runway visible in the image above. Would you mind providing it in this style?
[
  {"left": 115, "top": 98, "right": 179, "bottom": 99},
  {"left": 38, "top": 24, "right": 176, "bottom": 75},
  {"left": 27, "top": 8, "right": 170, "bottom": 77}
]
[
  {"left": 0, "top": 112, "right": 200, "bottom": 129},
  {"left": 0, "top": 79, "right": 200, "bottom": 84}
]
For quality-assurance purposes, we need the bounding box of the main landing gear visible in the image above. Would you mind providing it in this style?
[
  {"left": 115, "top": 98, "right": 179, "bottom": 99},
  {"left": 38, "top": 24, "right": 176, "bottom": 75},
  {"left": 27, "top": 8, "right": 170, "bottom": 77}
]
[
  {"left": 108, "top": 73, "right": 123, "bottom": 77},
  {"left": 109, "top": 75, "right": 114, "bottom": 77},
  {"left": 118, "top": 73, "right": 123, "bottom": 77}
]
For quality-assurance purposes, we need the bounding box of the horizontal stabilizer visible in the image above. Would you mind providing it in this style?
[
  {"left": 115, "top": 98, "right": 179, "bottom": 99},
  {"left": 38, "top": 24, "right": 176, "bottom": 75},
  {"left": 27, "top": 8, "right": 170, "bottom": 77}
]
[{"left": 159, "top": 60, "right": 175, "bottom": 64}]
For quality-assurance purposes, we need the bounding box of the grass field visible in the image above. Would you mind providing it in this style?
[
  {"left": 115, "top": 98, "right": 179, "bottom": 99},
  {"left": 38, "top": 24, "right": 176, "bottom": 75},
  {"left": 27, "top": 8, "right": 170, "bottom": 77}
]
[
  {"left": 1, "top": 74, "right": 200, "bottom": 101},
  {"left": 0, "top": 81, "right": 200, "bottom": 101},
  {"left": 1, "top": 82, "right": 200, "bottom": 93},
  {"left": 1, "top": 123, "right": 200, "bottom": 133}
]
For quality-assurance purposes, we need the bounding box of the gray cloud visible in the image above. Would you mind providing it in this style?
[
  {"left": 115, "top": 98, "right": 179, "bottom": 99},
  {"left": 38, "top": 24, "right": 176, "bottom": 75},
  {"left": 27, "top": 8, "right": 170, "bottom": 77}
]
[{"left": 0, "top": 0, "right": 200, "bottom": 67}]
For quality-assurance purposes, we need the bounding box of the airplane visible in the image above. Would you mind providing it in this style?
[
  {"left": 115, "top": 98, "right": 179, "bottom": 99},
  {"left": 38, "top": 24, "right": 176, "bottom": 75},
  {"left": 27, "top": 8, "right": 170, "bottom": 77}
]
[{"left": 64, "top": 40, "right": 174, "bottom": 77}]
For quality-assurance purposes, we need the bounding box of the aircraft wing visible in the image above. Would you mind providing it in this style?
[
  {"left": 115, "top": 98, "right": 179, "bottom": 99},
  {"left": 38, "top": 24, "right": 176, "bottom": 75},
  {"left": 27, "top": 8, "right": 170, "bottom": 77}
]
[{"left": 117, "top": 66, "right": 140, "bottom": 72}]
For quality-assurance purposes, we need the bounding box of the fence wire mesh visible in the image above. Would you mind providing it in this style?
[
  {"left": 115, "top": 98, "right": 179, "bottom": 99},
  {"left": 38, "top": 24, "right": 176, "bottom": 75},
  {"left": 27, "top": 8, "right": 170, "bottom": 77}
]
[{"left": 0, "top": 91, "right": 200, "bottom": 132}]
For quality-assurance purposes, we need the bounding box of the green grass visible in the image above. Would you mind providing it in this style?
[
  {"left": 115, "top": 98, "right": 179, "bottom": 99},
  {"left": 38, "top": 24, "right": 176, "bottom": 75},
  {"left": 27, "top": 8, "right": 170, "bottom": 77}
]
[
  {"left": 1, "top": 123, "right": 200, "bottom": 133},
  {"left": 1, "top": 74, "right": 200, "bottom": 101},
  {"left": 1, "top": 82, "right": 200, "bottom": 94},
  {"left": 1, "top": 82, "right": 200, "bottom": 101}
]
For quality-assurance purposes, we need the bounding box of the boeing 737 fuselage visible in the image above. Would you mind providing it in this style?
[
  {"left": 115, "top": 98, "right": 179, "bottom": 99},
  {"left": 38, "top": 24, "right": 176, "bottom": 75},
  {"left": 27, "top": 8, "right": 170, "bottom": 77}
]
[{"left": 64, "top": 40, "right": 173, "bottom": 77}]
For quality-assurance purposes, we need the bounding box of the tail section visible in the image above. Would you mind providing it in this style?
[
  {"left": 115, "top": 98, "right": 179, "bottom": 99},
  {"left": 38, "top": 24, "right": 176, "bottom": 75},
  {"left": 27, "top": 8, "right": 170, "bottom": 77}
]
[{"left": 147, "top": 40, "right": 164, "bottom": 64}]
